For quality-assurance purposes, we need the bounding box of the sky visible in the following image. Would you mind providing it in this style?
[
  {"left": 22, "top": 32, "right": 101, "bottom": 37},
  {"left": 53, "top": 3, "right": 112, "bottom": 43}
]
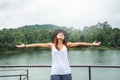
[{"left": 0, "top": 0, "right": 120, "bottom": 30}]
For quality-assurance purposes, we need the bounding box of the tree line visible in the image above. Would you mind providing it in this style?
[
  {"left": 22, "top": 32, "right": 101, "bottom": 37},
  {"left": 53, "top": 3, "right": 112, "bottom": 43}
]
[{"left": 0, "top": 22, "right": 120, "bottom": 52}]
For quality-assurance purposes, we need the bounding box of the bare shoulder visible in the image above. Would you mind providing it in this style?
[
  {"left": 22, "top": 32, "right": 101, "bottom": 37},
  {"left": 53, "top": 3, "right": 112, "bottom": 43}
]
[
  {"left": 48, "top": 43, "right": 53, "bottom": 49},
  {"left": 66, "top": 42, "right": 71, "bottom": 45},
  {"left": 66, "top": 42, "right": 79, "bottom": 47},
  {"left": 48, "top": 43, "right": 53, "bottom": 46},
  {"left": 66, "top": 42, "right": 72, "bottom": 48}
]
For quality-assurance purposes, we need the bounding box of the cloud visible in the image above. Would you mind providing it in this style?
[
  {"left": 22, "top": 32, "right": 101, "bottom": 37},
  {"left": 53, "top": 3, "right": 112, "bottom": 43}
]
[{"left": 0, "top": 0, "right": 120, "bottom": 30}]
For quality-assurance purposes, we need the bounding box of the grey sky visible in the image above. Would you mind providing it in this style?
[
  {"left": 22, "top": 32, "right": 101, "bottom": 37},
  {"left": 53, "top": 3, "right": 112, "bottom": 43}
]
[{"left": 0, "top": 0, "right": 120, "bottom": 30}]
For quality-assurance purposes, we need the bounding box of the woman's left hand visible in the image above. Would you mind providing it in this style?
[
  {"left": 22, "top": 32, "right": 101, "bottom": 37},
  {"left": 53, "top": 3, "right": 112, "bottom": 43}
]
[{"left": 92, "top": 41, "right": 101, "bottom": 46}]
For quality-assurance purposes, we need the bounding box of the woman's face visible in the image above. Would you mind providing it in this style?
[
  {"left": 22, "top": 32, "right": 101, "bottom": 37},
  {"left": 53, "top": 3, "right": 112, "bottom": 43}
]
[{"left": 56, "top": 32, "right": 65, "bottom": 40}]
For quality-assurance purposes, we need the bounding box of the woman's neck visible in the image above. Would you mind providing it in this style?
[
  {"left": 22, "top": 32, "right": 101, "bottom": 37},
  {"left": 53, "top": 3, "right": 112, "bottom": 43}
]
[{"left": 58, "top": 39, "right": 63, "bottom": 46}]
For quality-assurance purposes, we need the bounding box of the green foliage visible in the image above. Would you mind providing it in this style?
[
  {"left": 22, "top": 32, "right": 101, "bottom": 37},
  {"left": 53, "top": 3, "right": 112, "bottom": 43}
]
[{"left": 0, "top": 22, "right": 120, "bottom": 52}]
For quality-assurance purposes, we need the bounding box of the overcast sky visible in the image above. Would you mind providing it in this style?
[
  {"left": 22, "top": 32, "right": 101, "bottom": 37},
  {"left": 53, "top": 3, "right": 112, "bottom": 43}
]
[{"left": 0, "top": 0, "right": 120, "bottom": 30}]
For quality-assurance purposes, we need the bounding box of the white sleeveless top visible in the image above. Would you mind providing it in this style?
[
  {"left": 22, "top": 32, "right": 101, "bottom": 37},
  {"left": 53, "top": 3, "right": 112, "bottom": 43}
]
[{"left": 50, "top": 44, "right": 71, "bottom": 75}]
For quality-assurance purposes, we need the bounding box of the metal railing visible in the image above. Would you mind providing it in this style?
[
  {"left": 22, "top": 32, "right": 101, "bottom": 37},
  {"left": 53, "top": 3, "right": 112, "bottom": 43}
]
[
  {"left": 0, "top": 68, "right": 28, "bottom": 80},
  {"left": 0, "top": 65, "right": 120, "bottom": 80}
]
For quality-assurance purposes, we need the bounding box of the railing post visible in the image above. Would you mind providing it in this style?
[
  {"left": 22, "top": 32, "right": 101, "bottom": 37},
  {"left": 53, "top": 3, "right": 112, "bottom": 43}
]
[
  {"left": 20, "top": 75, "right": 22, "bottom": 80},
  {"left": 88, "top": 66, "right": 91, "bottom": 80},
  {"left": 27, "top": 69, "right": 29, "bottom": 80}
]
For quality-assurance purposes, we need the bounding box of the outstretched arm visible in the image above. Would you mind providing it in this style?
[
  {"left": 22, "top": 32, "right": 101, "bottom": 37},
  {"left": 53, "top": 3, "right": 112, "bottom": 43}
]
[
  {"left": 16, "top": 43, "right": 52, "bottom": 49},
  {"left": 67, "top": 41, "right": 101, "bottom": 48}
]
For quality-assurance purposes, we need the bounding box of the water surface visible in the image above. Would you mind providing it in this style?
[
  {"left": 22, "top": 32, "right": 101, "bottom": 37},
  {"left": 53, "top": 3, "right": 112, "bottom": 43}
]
[{"left": 0, "top": 50, "right": 120, "bottom": 80}]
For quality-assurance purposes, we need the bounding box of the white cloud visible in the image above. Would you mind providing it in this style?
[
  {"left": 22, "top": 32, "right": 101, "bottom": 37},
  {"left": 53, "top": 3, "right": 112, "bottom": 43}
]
[{"left": 0, "top": 0, "right": 120, "bottom": 30}]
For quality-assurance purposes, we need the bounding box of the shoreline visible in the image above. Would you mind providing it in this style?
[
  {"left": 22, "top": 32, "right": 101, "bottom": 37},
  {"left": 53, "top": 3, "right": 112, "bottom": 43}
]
[
  {"left": 0, "top": 47, "right": 119, "bottom": 54},
  {"left": 69, "top": 46, "right": 120, "bottom": 50}
]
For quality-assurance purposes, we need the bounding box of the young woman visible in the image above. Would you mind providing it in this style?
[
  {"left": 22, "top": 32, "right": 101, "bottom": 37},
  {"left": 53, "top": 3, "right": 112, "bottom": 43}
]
[{"left": 16, "top": 29, "right": 101, "bottom": 80}]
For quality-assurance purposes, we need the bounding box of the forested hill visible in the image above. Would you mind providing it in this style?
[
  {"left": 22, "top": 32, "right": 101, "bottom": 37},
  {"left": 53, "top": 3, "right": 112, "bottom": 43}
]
[
  {"left": 0, "top": 22, "right": 120, "bottom": 52},
  {"left": 18, "top": 24, "right": 60, "bottom": 30}
]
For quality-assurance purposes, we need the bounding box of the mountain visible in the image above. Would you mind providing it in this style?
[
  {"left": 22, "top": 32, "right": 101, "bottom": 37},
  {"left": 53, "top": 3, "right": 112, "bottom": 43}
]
[{"left": 18, "top": 24, "right": 61, "bottom": 30}]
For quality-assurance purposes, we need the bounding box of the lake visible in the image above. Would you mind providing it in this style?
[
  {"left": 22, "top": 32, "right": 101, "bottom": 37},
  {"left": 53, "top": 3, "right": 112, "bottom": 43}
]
[{"left": 0, "top": 50, "right": 120, "bottom": 80}]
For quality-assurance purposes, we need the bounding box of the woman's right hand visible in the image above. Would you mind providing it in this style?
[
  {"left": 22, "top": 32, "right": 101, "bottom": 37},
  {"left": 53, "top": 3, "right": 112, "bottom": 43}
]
[{"left": 16, "top": 44, "right": 26, "bottom": 48}]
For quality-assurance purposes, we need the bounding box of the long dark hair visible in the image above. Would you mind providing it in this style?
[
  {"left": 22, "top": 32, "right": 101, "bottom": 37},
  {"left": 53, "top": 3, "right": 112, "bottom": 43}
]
[
  {"left": 52, "top": 29, "right": 69, "bottom": 50},
  {"left": 53, "top": 36, "right": 68, "bottom": 50}
]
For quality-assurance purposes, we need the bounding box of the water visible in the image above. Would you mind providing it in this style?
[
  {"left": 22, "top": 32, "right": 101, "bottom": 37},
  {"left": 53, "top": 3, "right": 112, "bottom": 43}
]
[{"left": 0, "top": 50, "right": 120, "bottom": 80}]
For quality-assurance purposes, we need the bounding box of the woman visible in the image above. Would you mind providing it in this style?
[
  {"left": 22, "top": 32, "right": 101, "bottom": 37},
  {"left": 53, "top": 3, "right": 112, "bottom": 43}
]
[{"left": 16, "top": 29, "right": 101, "bottom": 80}]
